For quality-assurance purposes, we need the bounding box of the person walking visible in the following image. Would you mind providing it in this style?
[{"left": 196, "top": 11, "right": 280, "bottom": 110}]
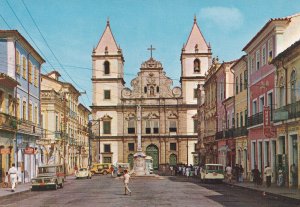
[
  {"left": 110, "top": 165, "right": 115, "bottom": 177},
  {"left": 185, "top": 166, "right": 190, "bottom": 179},
  {"left": 123, "top": 170, "right": 131, "bottom": 196},
  {"left": 252, "top": 165, "right": 260, "bottom": 186},
  {"left": 235, "top": 164, "right": 240, "bottom": 182},
  {"left": 226, "top": 164, "right": 232, "bottom": 183},
  {"left": 239, "top": 165, "right": 244, "bottom": 182},
  {"left": 74, "top": 165, "right": 78, "bottom": 175},
  {"left": 264, "top": 165, "right": 272, "bottom": 187},
  {"left": 8, "top": 163, "right": 18, "bottom": 192}
]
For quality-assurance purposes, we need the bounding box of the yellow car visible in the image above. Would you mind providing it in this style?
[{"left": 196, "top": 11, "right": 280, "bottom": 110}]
[
  {"left": 75, "top": 168, "right": 92, "bottom": 179},
  {"left": 90, "top": 163, "right": 112, "bottom": 175}
]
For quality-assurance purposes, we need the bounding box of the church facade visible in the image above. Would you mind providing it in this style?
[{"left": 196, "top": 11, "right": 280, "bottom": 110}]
[{"left": 91, "top": 18, "right": 212, "bottom": 169}]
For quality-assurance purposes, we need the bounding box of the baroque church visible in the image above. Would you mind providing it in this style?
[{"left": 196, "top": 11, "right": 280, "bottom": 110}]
[{"left": 91, "top": 17, "right": 212, "bottom": 169}]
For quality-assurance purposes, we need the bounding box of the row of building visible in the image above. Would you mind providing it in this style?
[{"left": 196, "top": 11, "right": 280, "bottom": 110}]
[
  {"left": 0, "top": 30, "right": 90, "bottom": 183},
  {"left": 196, "top": 13, "right": 300, "bottom": 188}
]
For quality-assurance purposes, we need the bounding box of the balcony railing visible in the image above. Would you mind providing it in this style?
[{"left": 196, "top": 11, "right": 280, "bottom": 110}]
[
  {"left": 225, "top": 128, "right": 234, "bottom": 138},
  {"left": 274, "top": 100, "right": 300, "bottom": 122},
  {"left": 233, "top": 127, "right": 248, "bottom": 137},
  {"left": 248, "top": 112, "right": 263, "bottom": 127},
  {"left": 0, "top": 112, "right": 17, "bottom": 131},
  {"left": 55, "top": 131, "right": 61, "bottom": 139},
  {"left": 215, "top": 131, "right": 224, "bottom": 140}
]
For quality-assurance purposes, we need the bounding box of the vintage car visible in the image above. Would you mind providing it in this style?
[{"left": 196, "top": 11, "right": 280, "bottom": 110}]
[
  {"left": 90, "top": 163, "right": 112, "bottom": 175},
  {"left": 31, "top": 164, "right": 64, "bottom": 190},
  {"left": 200, "top": 164, "right": 224, "bottom": 183},
  {"left": 116, "top": 163, "right": 130, "bottom": 176},
  {"left": 75, "top": 168, "right": 92, "bottom": 179}
]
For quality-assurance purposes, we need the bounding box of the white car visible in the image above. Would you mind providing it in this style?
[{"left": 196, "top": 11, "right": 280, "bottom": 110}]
[
  {"left": 200, "top": 164, "right": 224, "bottom": 183},
  {"left": 75, "top": 168, "right": 92, "bottom": 179}
]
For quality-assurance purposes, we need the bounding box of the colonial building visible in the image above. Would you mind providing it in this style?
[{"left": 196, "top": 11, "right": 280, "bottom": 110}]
[
  {"left": 41, "top": 71, "right": 90, "bottom": 174},
  {"left": 231, "top": 55, "right": 249, "bottom": 179},
  {"left": 91, "top": 18, "right": 211, "bottom": 169},
  {"left": 273, "top": 39, "right": 300, "bottom": 188},
  {"left": 243, "top": 13, "right": 300, "bottom": 183},
  {"left": 0, "top": 73, "right": 18, "bottom": 182},
  {"left": 0, "top": 30, "right": 45, "bottom": 183}
]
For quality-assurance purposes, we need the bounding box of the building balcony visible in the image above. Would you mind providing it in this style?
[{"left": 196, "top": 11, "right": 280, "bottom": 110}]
[
  {"left": 215, "top": 131, "right": 224, "bottom": 140},
  {"left": 0, "top": 112, "right": 17, "bottom": 132},
  {"left": 17, "top": 119, "right": 43, "bottom": 136},
  {"left": 233, "top": 127, "right": 248, "bottom": 137},
  {"left": 248, "top": 112, "right": 263, "bottom": 127},
  {"left": 274, "top": 100, "right": 300, "bottom": 122},
  {"left": 225, "top": 128, "right": 234, "bottom": 138},
  {"left": 55, "top": 131, "right": 62, "bottom": 139}
]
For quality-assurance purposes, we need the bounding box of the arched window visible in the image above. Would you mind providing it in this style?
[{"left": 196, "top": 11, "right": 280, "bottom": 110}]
[
  {"left": 279, "top": 76, "right": 285, "bottom": 107},
  {"left": 194, "top": 59, "right": 200, "bottom": 73},
  {"left": 150, "top": 86, "right": 155, "bottom": 96},
  {"left": 104, "top": 61, "right": 110, "bottom": 75},
  {"left": 291, "top": 70, "right": 296, "bottom": 103}
]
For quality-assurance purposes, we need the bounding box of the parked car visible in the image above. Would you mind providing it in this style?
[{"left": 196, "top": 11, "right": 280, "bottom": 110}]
[
  {"left": 90, "top": 163, "right": 112, "bottom": 175},
  {"left": 75, "top": 168, "right": 92, "bottom": 179},
  {"left": 31, "top": 164, "right": 64, "bottom": 190},
  {"left": 116, "top": 163, "right": 130, "bottom": 176},
  {"left": 200, "top": 164, "right": 224, "bottom": 183}
]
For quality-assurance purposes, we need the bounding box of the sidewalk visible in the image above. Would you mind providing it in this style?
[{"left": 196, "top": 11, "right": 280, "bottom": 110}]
[
  {"left": 0, "top": 176, "right": 75, "bottom": 200},
  {"left": 224, "top": 180, "right": 300, "bottom": 200}
]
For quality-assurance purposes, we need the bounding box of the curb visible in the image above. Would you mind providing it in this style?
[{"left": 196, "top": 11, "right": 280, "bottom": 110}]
[
  {"left": 223, "top": 182, "right": 300, "bottom": 204},
  {"left": 0, "top": 189, "right": 31, "bottom": 200}
]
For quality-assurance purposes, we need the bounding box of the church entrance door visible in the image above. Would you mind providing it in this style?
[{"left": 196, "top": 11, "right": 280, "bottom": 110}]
[{"left": 146, "top": 145, "right": 159, "bottom": 170}]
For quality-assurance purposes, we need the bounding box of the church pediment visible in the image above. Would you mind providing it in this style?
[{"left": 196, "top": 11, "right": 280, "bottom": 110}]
[{"left": 121, "top": 60, "right": 182, "bottom": 100}]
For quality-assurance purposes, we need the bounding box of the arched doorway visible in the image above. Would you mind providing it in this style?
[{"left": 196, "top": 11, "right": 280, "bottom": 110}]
[
  {"left": 169, "top": 154, "right": 177, "bottom": 166},
  {"left": 146, "top": 145, "right": 159, "bottom": 169},
  {"left": 128, "top": 154, "right": 134, "bottom": 169}
]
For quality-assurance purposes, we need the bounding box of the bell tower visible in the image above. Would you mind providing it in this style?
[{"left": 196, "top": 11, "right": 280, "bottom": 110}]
[{"left": 181, "top": 16, "right": 212, "bottom": 105}]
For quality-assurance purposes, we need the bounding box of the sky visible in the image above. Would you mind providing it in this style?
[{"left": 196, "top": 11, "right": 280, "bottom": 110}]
[{"left": 1, "top": 0, "right": 299, "bottom": 108}]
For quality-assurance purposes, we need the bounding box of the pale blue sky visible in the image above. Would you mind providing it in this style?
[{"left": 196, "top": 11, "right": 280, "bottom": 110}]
[{"left": 1, "top": 0, "right": 299, "bottom": 107}]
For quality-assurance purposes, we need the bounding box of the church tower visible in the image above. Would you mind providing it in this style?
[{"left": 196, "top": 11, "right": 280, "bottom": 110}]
[
  {"left": 181, "top": 16, "right": 212, "bottom": 105},
  {"left": 181, "top": 16, "right": 212, "bottom": 139},
  {"left": 91, "top": 19, "right": 124, "bottom": 163}
]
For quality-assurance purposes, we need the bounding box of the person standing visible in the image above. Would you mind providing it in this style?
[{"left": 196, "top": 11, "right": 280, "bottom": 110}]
[
  {"left": 110, "top": 165, "right": 115, "bottom": 177},
  {"left": 291, "top": 164, "right": 297, "bottom": 186},
  {"left": 226, "top": 164, "right": 232, "bottom": 183},
  {"left": 74, "top": 165, "right": 78, "bottom": 175},
  {"left": 170, "top": 165, "right": 174, "bottom": 176},
  {"left": 239, "top": 165, "right": 244, "bottom": 182},
  {"left": 8, "top": 163, "right": 18, "bottom": 192},
  {"left": 264, "top": 165, "right": 272, "bottom": 187},
  {"left": 185, "top": 166, "right": 190, "bottom": 179},
  {"left": 123, "top": 170, "right": 131, "bottom": 196},
  {"left": 235, "top": 164, "right": 240, "bottom": 182},
  {"left": 252, "top": 165, "right": 260, "bottom": 186}
]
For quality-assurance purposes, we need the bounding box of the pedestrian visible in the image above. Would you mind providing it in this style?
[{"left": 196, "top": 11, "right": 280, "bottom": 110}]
[
  {"left": 174, "top": 165, "right": 178, "bottom": 176},
  {"left": 123, "top": 169, "right": 131, "bottom": 196},
  {"left": 74, "top": 165, "right": 78, "bottom": 175},
  {"left": 194, "top": 166, "right": 198, "bottom": 176},
  {"left": 3, "top": 172, "right": 9, "bottom": 188},
  {"left": 178, "top": 166, "right": 182, "bottom": 176},
  {"left": 264, "top": 165, "right": 272, "bottom": 188},
  {"left": 226, "top": 164, "right": 232, "bottom": 183},
  {"left": 252, "top": 165, "right": 260, "bottom": 186},
  {"left": 290, "top": 163, "right": 297, "bottom": 186},
  {"left": 185, "top": 166, "right": 190, "bottom": 178},
  {"left": 239, "top": 165, "right": 244, "bottom": 182},
  {"left": 8, "top": 163, "right": 18, "bottom": 192},
  {"left": 182, "top": 166, "right": 186, "bottom": 176},
  {"left": 277, "top": 168, "right": 284, "bottom": 187},
  {"left": 170, "top": 165, "right": 174, "bottom": 176},
  {"left": 110, "top": 165, "right": 115, "bottom": 177}
]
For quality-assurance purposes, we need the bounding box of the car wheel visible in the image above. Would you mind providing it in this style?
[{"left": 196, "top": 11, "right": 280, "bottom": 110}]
[
  {"left": 54, "top": 182, "right": 58, "bottom": 190},
  {"left": 103, "top": 171, "right": 107, "bottom": 175},
  {"left": 59, "top": 181, "right": 64, "bottom": 188}
]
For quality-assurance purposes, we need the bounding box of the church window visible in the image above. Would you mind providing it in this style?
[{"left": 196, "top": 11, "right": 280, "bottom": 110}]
[
  {"left": 156, "top": 86, "right": 159, "bottom": 93},
  {"left": 169, "top": 120, "right": 177, "bottom": 133},
  {"left": 144, "top": 86, "right": 147, "bottom": 93},
  {"left": 193, "top": 119, "right": 198, "bottom": 133},
  {"left": 194, "top": 59, "right": 200, "bottom": 73},
  {"left": 128, "top": 119, "right": 135, "bottom": 134},
  {"left": 153, "top": 120, "right": 159, "bottom": 134},
  {"left": 104, "top": 90, "right": 111, "bottom": 100},
  {"left": 104, "top": 61, "right": 110, "bottom": 75},
  {"left": 128, "top": 143, "right": 135, "bottom": 151},
  {"left": 145, "top": 120, "right": 151, "bottom": 134},
  {"left": 103, "top": 120, "right": 111, "bottom": 134},
  {"left": 150, "top": 86, "right": 155, "bottom": 96},
  {"left": 193, "top": 88, "right": 198, "bottom": 99},
  {"left": 104, "top": 144, "right": 111, "bottom": 153},
  {"left": 170, "top": 143, "right": 177, "bottom": 151}
]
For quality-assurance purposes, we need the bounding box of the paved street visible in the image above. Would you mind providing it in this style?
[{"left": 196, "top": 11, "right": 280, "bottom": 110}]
[{"left": 0, "top": 175, "right": 299, "bottom": 207}]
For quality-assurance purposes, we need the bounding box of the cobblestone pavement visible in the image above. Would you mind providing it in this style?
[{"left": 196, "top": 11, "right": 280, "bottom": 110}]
[{"left": 0, "top": 175, "right": 299, "bottom": 207}]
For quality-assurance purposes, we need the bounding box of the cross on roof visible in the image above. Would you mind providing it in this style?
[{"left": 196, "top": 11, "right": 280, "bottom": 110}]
[{"left": 147, "top": 45, "right": 155, "bottom": 59}]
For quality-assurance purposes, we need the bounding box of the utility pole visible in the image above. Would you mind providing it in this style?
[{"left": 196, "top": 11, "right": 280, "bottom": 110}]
[
  {"left": 88, "top": 121, "right": 92, "bottom": 167},
  {"left": 62, "top": 92, "right": 67, "bottom": 179}
]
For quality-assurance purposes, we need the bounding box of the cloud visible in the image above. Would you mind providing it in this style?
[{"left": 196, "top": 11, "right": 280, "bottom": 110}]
[{"left": 199, "top": 7, "right": 244, "bottom": 31}]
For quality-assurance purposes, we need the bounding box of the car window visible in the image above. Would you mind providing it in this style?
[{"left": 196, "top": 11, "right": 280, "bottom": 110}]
[
  {"left": 79, "top": 168, "right": 87, "bottom": 171},
  {"left": 39, "top": 167, "right": 56, "bottom": 173}
]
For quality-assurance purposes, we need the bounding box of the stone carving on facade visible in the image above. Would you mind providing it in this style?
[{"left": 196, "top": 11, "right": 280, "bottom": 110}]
[
  {"left": 168, "top": 111, "right": 178, "bottom": 119},
  {"left": 144, "top": 112, "right": 159, "bottom": 119},
  {"left": 125, "top": 112, "right": 136, "bottom": 120},
  {"left": 121, "top": 58, "right": 181, "bottom": 100},
  {"left": 101, "top": 114, "right": 112, "bottom": 120}
]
